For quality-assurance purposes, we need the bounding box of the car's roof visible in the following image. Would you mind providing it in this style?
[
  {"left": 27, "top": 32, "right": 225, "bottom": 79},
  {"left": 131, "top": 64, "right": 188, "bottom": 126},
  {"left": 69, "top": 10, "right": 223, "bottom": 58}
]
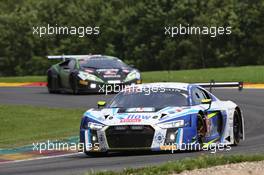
[
  {"left": 132, "top": 82, "right": 191, "bottom": 91},
  {"left": 72, "top": 55, "right": 118, "bottom": 60}
]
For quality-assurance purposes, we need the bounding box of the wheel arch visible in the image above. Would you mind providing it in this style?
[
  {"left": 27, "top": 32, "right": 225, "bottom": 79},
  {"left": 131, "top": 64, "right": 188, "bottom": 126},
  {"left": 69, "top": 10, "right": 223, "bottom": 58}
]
[{"left": 195, "top": 110, "right": 206, "bottom": 144}]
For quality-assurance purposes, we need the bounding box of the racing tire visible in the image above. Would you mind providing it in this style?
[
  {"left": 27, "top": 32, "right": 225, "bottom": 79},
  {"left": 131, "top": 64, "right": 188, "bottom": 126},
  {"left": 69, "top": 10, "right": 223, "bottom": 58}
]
[
  {"left": 233, "top": 110, "right": 241, "bottom": 146},
  {"left": 47, "top": 72, "right": 60, "bottom": 94},
  {"left": 85, "top": 151, "right": 108, "bottom": 157}
]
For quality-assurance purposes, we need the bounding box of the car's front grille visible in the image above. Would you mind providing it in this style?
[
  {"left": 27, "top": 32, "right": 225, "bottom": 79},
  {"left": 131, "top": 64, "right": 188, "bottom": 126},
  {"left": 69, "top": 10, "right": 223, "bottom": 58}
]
[{"left": 105, "top": 125, "right": 154, "bottom": 148}]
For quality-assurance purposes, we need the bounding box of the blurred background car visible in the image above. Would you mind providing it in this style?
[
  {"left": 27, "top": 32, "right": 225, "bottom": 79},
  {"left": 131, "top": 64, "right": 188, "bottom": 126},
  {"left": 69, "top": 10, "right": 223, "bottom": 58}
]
[{"left": 47, "top": 55, "right": 141, "bottom": 94}]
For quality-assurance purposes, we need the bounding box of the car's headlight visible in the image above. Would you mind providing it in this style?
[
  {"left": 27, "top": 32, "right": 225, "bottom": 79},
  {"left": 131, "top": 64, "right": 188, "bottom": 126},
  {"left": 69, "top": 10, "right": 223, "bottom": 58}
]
[
  {"left": 87, "top": 122, "right": 104, "bottom": 130},
  {"left": 124, "top": 70, "right": 140, "bottom": 82},
  {"left": 157, "top": 120, "right": 185, "bottom": 129},
  {"left": 78, "top": 71, "right": 104, "bottom": 83}
]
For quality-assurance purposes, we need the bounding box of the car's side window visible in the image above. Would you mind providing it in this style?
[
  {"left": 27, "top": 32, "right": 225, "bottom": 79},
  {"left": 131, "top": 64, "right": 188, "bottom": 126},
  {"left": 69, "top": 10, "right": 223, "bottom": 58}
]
[
  {"left": 199, "top": 88, "right": 211, "bottom": 99},
  {"left": 192, "top": 88, "right": 208, "bottom": 105},
  {"left": 59, "top": 60, "right": 70, "bottom": 69}
]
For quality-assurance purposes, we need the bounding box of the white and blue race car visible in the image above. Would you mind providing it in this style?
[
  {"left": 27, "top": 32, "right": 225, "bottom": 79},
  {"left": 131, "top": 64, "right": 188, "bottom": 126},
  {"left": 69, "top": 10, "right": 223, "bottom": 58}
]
[{"left": 79, "top": 82, "right": 245, "bottom": 156}]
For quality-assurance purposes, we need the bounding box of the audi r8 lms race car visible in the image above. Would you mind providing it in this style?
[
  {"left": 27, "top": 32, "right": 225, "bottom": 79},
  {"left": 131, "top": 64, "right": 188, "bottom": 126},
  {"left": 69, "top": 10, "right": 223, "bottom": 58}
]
[
  {"left": 79, "top": 82, "right": 245, "bottom": 156},
  {"left": 47, "top": 55, "right": 141, "bottom": 94}
]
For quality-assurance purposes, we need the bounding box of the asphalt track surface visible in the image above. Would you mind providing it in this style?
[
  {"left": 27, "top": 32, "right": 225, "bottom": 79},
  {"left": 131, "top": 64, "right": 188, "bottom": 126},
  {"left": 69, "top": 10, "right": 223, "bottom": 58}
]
[{"left": 0, "top": 87, "right": 264, "bottom": 175}]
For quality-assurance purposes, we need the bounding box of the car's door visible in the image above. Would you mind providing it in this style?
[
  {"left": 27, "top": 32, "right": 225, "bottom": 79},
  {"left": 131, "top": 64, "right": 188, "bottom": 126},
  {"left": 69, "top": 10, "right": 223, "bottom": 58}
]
[
  {"left": 192, "top": 87, "right": 222, "bottom": 141},
  {"left": 58, "top": 59, "right": 75, "bottom": 88}
]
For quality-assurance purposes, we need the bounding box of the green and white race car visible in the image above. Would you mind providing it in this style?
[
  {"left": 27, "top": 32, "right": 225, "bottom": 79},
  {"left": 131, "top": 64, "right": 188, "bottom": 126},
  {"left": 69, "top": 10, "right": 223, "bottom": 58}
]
[{"left": 47, "top": 55, "right": 141, "bottom": 94}]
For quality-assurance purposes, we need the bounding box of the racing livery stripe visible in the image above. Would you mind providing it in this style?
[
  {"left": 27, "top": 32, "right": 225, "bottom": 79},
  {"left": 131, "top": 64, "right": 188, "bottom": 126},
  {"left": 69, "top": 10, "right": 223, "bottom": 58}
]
[
  {"left": 157, "top": 107, "right": 173, "bottom": 113},
  {"left": 85, "top": 112, "right": 104, "bottom": 124},
  {"left": 202, "top": 138, "right": 219, "bottom": 148},
  {"left": 158, "top": 110, "right": 199, "bottom": 123},
  {"left": 176, "top": 128, "right": 183, "bottom": 146},
  {"left": 207, "top": 112, "right": 218, "bottom": 119}
]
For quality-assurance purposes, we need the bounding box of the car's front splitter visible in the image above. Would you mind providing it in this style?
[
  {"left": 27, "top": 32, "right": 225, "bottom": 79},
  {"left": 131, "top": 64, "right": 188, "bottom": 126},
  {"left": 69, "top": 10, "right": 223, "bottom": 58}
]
[{"left": 80, "top": 125, "right": 198, "bottom": 153}]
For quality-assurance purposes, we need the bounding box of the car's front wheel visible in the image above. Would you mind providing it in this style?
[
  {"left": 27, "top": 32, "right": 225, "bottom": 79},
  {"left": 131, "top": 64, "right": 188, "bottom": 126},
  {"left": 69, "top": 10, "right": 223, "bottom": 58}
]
[{"left": 233, "top": 110, "right": 242, "bottom": 146}]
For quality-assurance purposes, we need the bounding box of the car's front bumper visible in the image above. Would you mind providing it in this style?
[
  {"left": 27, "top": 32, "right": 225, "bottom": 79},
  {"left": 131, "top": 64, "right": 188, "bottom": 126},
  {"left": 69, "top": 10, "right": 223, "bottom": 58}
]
[
  {"left": 79, "top": 125, "right": 197, "bottom": 153},
  {"left": 77, "top": 79, "right": 142, "bottom": 93}
]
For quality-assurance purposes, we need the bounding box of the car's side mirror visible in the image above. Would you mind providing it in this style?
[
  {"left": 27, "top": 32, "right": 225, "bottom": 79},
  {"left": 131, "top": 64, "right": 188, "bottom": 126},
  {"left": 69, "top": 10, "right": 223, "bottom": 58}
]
[
  {"left": 201, "top": 99, "right": 212, "bottom": 111},
  {"left": 97, "top": 101, "right": 106, "bottom": 108},
  {"left": 201, "top": 99, "right": 212, "bottom": 104}
]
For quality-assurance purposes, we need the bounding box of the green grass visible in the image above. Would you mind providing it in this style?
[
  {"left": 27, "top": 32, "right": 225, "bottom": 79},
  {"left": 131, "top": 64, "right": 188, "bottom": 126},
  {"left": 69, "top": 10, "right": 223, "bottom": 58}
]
[
  {"left": 0, "top": 104, "right": 85, "bottom": 148},
  {"left": 86, "top": 154, "right": 264, "bottom": 175},
  {"left": 0, "top": 76, "right": 46, "bottom": 83},
  {"left": 0, "top": 66, "right": 263, "bottom": 83},
  {"left": 142, "top": 66, "right": 264, "bottom": 83}
]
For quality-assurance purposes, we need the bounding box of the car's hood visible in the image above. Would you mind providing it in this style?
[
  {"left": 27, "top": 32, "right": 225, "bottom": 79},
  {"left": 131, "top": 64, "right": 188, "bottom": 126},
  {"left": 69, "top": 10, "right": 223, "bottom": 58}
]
[{"left": 83, "top": 106, "right": 199, "bottom": 126}]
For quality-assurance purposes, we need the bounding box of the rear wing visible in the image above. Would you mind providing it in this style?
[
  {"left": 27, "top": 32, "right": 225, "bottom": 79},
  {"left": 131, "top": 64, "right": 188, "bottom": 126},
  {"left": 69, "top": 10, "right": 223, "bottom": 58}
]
[
  {"left": 196, "top": 81, "right": 243, "bottom": 92},
  {"left": 47, "top": 55, "right": 101, "bottom": 61}
]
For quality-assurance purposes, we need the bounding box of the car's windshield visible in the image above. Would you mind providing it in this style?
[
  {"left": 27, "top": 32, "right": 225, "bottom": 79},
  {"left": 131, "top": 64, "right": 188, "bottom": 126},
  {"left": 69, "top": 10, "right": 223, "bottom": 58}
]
[
  {"left": 109, "top": 88, "right": 188, "bottom": 109},
  {"left": 79, "top": 57, "right": 128, "bottom": 69}
]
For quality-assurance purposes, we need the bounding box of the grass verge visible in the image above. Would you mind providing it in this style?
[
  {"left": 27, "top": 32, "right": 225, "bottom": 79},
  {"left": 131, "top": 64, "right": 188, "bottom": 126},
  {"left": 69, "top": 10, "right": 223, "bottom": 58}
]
[
  {"left": 0, "top": 66, "right": 263, "bottom": 83},
  {"left": 0, "top": 76, "right": 46, "bottom": 83},
  {"left": 142, "top": 66, "right": 264, "bottom": 83},
  {"left": 86, "top": 154, "right": 264, "bottom": 175},
  {"left": 0, "top": 104, "right": 85, "bottom": 148}
]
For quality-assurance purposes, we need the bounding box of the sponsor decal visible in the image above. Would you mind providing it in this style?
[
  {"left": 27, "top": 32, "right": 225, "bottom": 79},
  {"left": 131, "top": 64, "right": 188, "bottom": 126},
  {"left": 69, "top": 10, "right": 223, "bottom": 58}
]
[
  {"left": 108, "top": 80, "right": 121, "bottom": 84},
  {"left": 118, "top": 114, "right": 152, "bottom": 123},
  {"left": 97, "top": 69, "right": 120, "bottom": 78},
  {"left": 126, "top": 107, "right": 155, "bottom": 112},
  {"left": 154, "top": 132, "right": 165, "bottom": 144},
  {"left": 167, "top": 108, "right": 182, "bottom": 114},
  {"left": 127, "top": 114, "right": 152, "bottom": 120},
  {"left": 104, "top": 74, "right": 121, "bottom": 78},
  {"left": 105, "top": 70, "right": 117, "bottom": 75},
  {"left": 176, "top": 108, "right": 182, "bottom": 112},
  {"left": 120, "top": 118, "right": 141, "bottom": 123},
  {"left": 97, "top": 69, "right": 118, "bottom": 72}
]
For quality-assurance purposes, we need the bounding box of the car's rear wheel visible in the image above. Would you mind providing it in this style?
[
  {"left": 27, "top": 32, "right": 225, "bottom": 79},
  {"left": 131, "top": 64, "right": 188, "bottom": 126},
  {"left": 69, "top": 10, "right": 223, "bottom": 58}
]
[{"left": 233, "top": 110, "right": 241, "bottom": 146}]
